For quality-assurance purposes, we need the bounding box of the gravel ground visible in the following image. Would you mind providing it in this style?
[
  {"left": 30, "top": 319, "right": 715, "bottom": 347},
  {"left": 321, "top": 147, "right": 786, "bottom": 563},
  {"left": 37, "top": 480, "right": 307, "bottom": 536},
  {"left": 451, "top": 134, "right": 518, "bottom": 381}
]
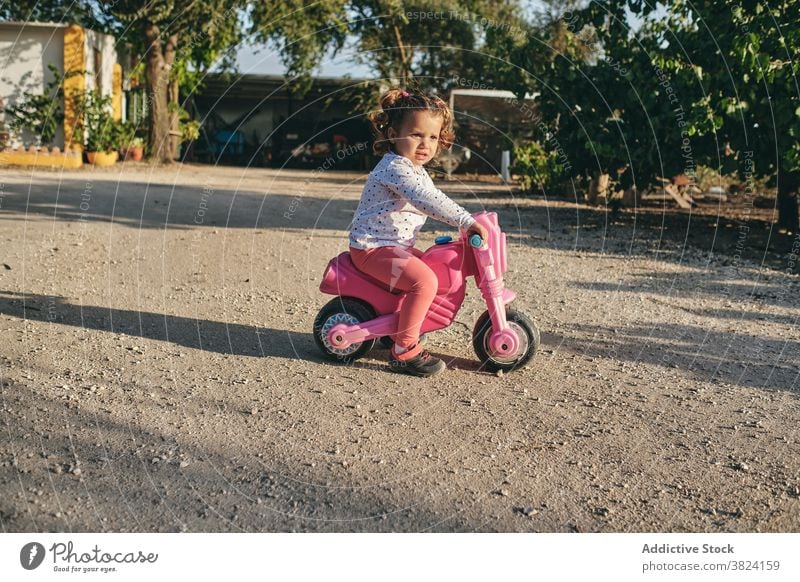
[{"left": 0, "top": 162, "right": 798, "bottom": 532}]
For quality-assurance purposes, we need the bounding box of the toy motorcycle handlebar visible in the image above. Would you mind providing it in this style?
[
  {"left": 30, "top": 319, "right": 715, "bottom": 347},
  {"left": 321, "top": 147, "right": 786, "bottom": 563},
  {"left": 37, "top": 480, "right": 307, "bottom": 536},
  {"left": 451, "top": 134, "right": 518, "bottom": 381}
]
[{"left": 468, "top": 233, "right": 484, "bottom": 248}]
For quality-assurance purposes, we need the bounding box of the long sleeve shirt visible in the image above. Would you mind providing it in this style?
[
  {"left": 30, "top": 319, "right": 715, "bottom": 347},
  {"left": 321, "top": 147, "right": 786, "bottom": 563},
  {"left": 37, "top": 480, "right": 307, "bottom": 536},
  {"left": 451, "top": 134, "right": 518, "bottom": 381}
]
[{"left": 349, "top": 152, "right": 476, "bottom": 249}]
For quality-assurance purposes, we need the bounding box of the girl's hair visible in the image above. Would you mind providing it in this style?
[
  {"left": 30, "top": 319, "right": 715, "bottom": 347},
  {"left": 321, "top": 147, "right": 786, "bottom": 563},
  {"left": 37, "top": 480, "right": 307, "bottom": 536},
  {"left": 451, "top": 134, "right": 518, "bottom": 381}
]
[{"left": 367, "top": 87, "right": 455, "bottom": 157}]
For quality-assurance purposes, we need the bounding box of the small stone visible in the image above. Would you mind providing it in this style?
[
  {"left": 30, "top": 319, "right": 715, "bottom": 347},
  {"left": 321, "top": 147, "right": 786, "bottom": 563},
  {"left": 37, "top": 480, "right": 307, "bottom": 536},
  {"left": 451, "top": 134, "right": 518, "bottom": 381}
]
[
  {"left": 71, "top": 467, "right": 81, "bottom": 476},
  {"left": 250, "top": 408, "right": 259, "bottom": 415},
  {"left": 732, "top": 462, "right": 749, "bottom": 472},
  {"left": 179, "top": 461, "right": 190, "bottom": 468}
]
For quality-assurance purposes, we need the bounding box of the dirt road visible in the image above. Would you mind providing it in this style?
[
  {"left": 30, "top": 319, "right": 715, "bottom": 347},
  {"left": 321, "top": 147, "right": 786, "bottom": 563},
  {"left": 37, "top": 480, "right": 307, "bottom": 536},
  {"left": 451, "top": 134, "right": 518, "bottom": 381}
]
[{"left": 1, "top": 163, "right": 798, "bottom": 532}]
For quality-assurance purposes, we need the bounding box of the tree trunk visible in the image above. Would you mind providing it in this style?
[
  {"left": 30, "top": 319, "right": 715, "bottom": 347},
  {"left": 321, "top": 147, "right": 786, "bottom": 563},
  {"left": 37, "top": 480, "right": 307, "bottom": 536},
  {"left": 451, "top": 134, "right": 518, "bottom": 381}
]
[
  {"left": 588, "top": 173, "right": 609, "bottom": 205},
  {"left": 777, "top": 170, "right": 799, "bottom": 234},
  {"left": 168, "top": 78, "right": 180, "bottom": 160},
  {"left": 144, "top": 24, "right": 179, "bottom": 163},
  {"left": 144, "top": 22, "right": 170, "bottom": 163},
  {"left": 164, "top": 33, "right": 180, "bottom": 161},
  {"left": 622, "top": 186, "right": 639, "bottom": 207},
  {"left": 392, "top": 22, "right": 411, "bottom": 85}
]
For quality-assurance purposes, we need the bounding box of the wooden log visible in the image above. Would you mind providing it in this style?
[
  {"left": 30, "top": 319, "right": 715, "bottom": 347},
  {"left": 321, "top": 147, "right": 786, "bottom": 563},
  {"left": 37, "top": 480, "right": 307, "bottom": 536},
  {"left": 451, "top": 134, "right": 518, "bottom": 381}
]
[{"left": 664, "top": 183, "right": 692, "bottom": 209}]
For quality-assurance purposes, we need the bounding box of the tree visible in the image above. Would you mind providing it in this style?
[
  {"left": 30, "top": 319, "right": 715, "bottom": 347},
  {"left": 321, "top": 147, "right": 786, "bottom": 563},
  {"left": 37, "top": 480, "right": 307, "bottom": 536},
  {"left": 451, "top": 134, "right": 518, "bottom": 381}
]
[
  {"left": 251, "top": 1, "right": 529, "bottom": 93},
  {"left": 0, "top": 1, "right": 110, "bottom": 30},
  {"left": 110, "top": 1, "right": 244, "bottom": 163},
  {"left": 2, "top": 1, "right": 245, "bottom": 163},
  {"left": 582, "top": 0, "right": 800, "bottom": 232}
]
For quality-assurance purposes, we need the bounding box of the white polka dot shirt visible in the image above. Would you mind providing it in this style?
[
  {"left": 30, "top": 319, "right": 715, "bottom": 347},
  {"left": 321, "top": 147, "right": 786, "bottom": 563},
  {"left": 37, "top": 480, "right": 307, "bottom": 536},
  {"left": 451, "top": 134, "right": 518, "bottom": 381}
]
[{"left": 349, "top": 152, "right": 476, "bottom": 249}]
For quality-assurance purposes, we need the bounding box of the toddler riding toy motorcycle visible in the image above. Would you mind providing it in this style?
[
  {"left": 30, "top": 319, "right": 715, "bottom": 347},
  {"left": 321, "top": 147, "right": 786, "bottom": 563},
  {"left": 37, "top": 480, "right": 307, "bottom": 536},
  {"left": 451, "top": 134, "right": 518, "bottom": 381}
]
[{"left": 313, "top": 211, "right": 539, "bottom": 372}]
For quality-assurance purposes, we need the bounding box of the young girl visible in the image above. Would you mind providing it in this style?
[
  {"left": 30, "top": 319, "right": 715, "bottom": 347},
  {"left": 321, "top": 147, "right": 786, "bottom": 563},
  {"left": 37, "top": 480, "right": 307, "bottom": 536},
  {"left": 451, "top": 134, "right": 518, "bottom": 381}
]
[{"left": 349, "top": 88, "right": 489, "bottom": 377}]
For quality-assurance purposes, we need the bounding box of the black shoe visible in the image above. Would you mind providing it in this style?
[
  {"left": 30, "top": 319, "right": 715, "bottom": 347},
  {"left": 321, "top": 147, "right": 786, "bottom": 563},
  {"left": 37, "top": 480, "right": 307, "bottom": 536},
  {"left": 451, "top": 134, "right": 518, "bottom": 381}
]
[
  {"left": 380, "top": 334, "right": 428, "bottom": 349},
  {"left": 389, "top": 346, "right": 446, "bottom": 378}
]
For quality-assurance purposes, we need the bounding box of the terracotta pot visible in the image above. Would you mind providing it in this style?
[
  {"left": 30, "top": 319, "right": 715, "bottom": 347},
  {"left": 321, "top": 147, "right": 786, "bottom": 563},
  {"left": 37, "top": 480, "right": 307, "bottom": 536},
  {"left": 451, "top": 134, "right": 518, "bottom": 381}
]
[
  {"left": 87, "top": 151, "right": 118, "bottom": 167},
  {"left": 129, "top": 146, "right": 143, "bottom": 161}
]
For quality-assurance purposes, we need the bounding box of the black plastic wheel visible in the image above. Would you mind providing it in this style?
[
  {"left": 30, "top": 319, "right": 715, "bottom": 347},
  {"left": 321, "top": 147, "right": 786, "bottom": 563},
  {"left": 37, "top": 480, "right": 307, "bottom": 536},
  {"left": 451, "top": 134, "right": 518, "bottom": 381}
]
[
  {"left": 313, "top": 297, "right": 377, "bottom": 363},
  {"left": 472, "top": 308, "right": 539, "bottom": 372}
]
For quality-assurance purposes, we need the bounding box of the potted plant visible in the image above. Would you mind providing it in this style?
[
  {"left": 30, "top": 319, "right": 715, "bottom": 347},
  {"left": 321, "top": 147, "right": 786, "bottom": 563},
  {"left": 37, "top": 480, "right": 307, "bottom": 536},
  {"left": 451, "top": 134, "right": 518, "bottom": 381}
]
[
  {"left": 78, "top": 90, "right": 121, "bottom": 166},
  {"left": 117, "top": 121, "right": 144, "bottom": 161},
  {"left": 126, "top": 136, "right": 145, "bottom": 161}
]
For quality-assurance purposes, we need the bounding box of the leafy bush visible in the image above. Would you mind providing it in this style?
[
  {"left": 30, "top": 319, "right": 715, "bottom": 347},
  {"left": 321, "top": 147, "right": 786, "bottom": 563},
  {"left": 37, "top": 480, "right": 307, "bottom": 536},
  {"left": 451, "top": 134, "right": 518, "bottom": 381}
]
[
  {"left": 117, "top": 120, "right": 137, "bottom": 149},
  {"left": 5, "top": 64, "right": 67, "bottom": 146},
  {"left": 511, "top": 141, "right": 567, "bottom": 194},
  {"left": 77, "top": 91, "right": 124, "bottom": 153}
]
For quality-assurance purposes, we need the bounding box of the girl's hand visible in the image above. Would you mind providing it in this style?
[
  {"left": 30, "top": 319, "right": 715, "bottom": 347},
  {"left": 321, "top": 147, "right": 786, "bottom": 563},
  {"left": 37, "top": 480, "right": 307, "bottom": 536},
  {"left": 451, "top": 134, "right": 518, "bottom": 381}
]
[{"left": 466, "top": 221, "right": 489, "bottom": 243}]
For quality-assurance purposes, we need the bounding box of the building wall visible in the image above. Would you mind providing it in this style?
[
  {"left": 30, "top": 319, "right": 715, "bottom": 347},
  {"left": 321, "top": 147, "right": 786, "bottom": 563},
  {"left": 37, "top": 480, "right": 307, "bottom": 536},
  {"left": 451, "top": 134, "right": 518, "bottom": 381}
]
[
  {"left": 0, "top": 23, "right": 119, "bottom": 150},
  {"left": 0, "top": 25, "right": 66, "bottom": 147},
  {"left": 84, "top": 28, "right": 116, "bottom": 97}
]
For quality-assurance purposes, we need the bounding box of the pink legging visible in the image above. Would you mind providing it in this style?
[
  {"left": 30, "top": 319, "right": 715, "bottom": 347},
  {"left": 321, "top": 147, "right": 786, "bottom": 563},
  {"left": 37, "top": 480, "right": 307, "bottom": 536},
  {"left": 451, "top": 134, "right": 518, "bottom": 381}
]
[{"left": 349, "top": 245, "right": 437, "bottom": 348}]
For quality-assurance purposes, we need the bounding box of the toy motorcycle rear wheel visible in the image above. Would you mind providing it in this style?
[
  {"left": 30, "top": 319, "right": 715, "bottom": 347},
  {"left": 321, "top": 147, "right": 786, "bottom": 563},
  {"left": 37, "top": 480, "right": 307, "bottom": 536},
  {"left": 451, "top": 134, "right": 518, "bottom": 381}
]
[
  {"left": 472, "top": 308, "right": 539, "bottom": 372},
  {"left": 313, "top": 297, "right": 377, "bottom": 363}
]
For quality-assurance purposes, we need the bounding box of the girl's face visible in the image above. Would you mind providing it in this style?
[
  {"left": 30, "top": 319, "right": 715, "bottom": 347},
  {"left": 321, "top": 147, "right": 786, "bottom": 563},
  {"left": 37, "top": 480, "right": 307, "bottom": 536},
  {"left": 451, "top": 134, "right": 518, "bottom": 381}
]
[{"left": 387, "top": 110, "right": 443, "bottom": 166}]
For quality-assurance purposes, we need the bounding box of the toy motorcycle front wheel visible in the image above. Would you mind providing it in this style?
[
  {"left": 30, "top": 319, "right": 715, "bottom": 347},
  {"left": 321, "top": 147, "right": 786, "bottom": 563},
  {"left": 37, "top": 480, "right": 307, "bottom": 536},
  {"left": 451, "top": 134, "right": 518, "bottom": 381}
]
[
  {"left": 313, "top": 297, "right": 377, "bottom": 363},
  {"left": 473, "top": 308, "right": 539, "bottom": 372}
]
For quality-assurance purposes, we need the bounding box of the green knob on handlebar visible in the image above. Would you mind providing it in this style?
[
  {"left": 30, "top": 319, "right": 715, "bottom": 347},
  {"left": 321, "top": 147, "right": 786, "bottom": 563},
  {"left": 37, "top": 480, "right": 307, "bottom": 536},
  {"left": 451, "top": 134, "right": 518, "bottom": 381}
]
[{"left": 469, "top": 233, "right": 483, "bottom": 248}]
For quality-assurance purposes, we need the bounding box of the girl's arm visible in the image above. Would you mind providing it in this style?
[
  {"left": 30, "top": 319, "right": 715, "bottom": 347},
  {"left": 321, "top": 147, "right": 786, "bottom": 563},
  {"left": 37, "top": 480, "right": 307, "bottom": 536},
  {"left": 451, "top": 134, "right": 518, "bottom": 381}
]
[{"left": 381, "top": 158, "right": 476, "bottom": 230}]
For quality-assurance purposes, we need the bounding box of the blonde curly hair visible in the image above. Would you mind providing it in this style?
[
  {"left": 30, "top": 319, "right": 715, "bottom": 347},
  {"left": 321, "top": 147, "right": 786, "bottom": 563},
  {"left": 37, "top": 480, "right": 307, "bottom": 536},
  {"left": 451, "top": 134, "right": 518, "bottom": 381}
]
[{"left": 367, "top": 87, "right": 455, "bottom": 158}]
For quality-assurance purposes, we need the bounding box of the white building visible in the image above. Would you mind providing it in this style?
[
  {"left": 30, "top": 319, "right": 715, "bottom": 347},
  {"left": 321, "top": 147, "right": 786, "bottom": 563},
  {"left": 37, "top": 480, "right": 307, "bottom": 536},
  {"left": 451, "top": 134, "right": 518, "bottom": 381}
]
[{"left": 0, "top": 21, "right": 122, "bottom": 152}]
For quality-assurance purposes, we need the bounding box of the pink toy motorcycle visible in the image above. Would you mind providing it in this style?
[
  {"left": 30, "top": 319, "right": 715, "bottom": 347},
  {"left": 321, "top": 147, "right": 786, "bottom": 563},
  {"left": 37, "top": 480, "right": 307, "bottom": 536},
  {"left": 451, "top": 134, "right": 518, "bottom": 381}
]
[{"left": 313, "top": 211, "right": 539, "bottom": 372}]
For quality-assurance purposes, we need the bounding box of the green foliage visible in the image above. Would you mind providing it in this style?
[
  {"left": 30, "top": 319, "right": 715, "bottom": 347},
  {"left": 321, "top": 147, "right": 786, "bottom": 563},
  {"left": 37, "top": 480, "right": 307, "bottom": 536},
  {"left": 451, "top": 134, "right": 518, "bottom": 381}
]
[
  {"left": 180, "top": 120, "right": 201, "bottom": 142},
  {"left": 495, "top": 0, "right": 799, "bottom": 221},
  {"left": 77, "top": 91, "right": 123, "bottom": 153},
  {"left": 117, "top": 121, "right": 138, "bottom": 148},
  {"left": 4, "top": 64, "right": 72, "bottom": 145},
  {"left": 168, "top": 102, "right": 202, "bottom": 142},
  {"left": 0, "top": 1, "right": 112, "bottom": 32},
  {"left": 512, "top": 141, "right": 566, "bottom": 193},
  {"left": 251, "top": 0, "right": 349, "bottom": 93},
  {"left": 251, "top": 1, "right": 529, "bottom": 94},
  {"left": 6, "top": 91, "right": 61, "bottom": 146},
  {"left": 580, "top": 0, "right": 800, "bottom": 186}
]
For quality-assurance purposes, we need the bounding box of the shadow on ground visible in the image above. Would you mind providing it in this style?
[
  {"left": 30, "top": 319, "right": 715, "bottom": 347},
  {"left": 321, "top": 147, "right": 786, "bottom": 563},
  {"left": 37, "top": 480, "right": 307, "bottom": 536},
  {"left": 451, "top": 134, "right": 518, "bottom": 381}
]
[
  {"left": 2, "top": 172, "right": 797, "bottom": 271},
  {"left": 0, "top": 290, "right": 315, "bottom": 360}
]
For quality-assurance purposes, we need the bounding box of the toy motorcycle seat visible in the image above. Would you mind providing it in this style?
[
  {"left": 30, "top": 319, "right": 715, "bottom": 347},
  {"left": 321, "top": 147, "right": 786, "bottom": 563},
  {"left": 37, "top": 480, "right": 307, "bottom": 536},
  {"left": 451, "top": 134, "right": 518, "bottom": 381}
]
[{"left": 342, "top": 252, "right": 403, "bottom": 295}]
